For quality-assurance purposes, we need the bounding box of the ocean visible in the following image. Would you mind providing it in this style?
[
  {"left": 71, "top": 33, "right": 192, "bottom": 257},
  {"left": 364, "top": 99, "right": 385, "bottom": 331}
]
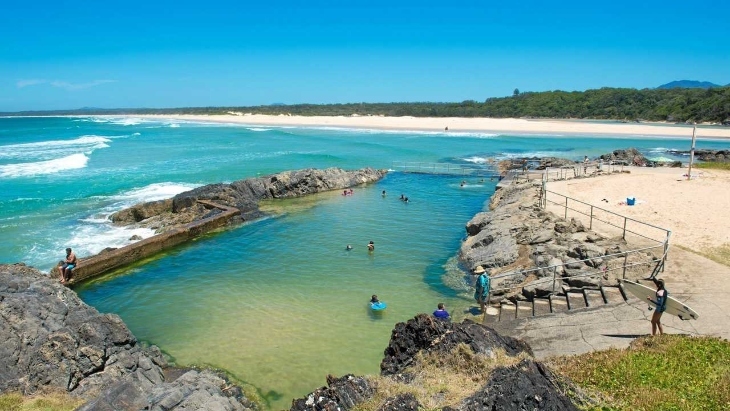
[{"left": 2, "top": 116, "right": 729, "bottom": 408}]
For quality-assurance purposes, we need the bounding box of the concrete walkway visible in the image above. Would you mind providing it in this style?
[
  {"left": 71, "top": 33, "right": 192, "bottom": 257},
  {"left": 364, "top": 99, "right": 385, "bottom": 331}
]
[{"left": 490, "top": 246, "right": 730, "bottom": 359}]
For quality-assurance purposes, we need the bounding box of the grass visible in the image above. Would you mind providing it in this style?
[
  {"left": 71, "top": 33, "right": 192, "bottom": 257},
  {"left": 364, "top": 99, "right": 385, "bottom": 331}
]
[
  {"left": 550, "top": 335, "right": 730, "bottom": 411},
  {"left": 351, "top": 343, "right": 530, "bottom": 411},
  {"left": 694, "top": 162, "right": 730, "bottom": 171},
  {"left": 676, "top": 243, "right": 730, "bottom": 268},
  {"left": 0, "top": 391, "right": 83, "bottom": 411},
  {"left": 698, "top": 243, "right": 730, "bottom": 268}
]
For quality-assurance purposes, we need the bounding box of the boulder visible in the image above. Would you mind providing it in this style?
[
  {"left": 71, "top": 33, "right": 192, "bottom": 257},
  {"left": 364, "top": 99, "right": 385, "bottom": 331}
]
[
  {"left": 530, "top": 229, "right": 555, "bottom": 244},
  {"left": 290, "top": 374, "right": 373, "bottom": 411},
  {"left": 456, "top": 359, "right": 579, "bottom": 411},
  {"left": 380, "top": 314, "right": 532, "bottom": 376},
  {"left": 376, "top": 393, "right": 420, "bottom": 411},
  {"left": 522, "top": 279, "right": 563, "bottom": 299}
]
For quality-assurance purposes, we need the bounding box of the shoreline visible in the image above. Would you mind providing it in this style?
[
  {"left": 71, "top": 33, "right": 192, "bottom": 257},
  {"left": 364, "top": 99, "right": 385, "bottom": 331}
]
[{"left": 125, "top": 114, "right": 730, "bottom": 139}]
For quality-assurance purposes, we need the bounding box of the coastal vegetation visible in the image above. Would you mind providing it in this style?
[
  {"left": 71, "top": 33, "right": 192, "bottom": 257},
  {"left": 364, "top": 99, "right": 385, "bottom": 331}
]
[
  {"left": 0, "top": 390, "right": 83, "bottom": 411},
  {"left": 353, "top": 344, "right": 531, "bottom": 410},
  {"left": 695, "top": 161, "right": 730, "bottom": 171},
  {"left": 551, "top": 335, "right": 730, "bottom": 411},
  {"left": 4, "top": 87, "right": 730, "bottom": 124}
]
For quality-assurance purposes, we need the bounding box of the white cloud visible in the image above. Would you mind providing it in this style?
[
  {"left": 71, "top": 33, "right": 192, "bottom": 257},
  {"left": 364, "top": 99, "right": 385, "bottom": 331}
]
[
  {"left": 16, "top": 79, "right": 116, "bottom": 91},
  {"left": 17, "top": 79, "right": 47, "bottom": 88},
  {"left": 49, "top": 80, "right": 116, "bottom": 90}
]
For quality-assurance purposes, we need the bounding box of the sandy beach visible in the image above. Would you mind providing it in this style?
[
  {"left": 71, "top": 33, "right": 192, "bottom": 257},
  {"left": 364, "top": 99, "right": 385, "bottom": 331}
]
[
  {"left": 546, "top": 167, "right": 730, "bottom": 252},
  {"left": 137, "top": 114, "right": 730, "bottom": 139}
]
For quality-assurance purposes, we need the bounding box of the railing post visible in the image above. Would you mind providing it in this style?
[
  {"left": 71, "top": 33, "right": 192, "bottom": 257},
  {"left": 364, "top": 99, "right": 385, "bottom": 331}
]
[
  {"left": 564, "top": 197, "right": 568, "bottom": 219},
  {"left": 551, "top": 266, "right": 557, "bottom": 293},
  {"left": 623, "top": 252, "right": 629, "bottom": 279},
  {"left": 622, "top": 217, "right": 627, "bottom": 240},
  {"left": 589, "top": 205, "right": 594, "bottom": 230}
]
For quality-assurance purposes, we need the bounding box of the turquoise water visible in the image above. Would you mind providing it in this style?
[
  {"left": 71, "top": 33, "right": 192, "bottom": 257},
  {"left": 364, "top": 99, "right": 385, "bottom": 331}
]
[{"left": 3, "top": 116, "right": 730, "bottom": 408}]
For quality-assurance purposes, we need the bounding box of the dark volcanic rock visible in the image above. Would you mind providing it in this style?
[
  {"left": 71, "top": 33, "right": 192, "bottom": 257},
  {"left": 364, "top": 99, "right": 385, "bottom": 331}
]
[
  {"left": 111, "top": 167, "right": 387, "bottom": 232},
  {"left": 377, "top": 393, "right": 420, "bottom": 411},
  {"left": 380, "top": 314, "right": 532, "bottom": 376},
  {"left": 290, "top": 374, "right": 373, "bottom": 411},
  {"left": 599, "top": 147, "right": 647, "bottom": 166},
  {"left": 80, "top": 369, "right": 256, "bottom": 411},
  {"left": 0, "top": 263, "right": 165, "bottom": 397},
  {"left": 0, "top": 263, "right": 257, "bottom": 410},
  {"left": 457, "top": 359, "right": 579, "bottom": 411}
]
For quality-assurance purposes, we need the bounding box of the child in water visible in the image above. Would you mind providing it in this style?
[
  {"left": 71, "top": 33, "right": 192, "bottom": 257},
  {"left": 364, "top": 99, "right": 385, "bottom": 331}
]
[{"left": 370, "top": 294, "right": 380, "bottom": 304}]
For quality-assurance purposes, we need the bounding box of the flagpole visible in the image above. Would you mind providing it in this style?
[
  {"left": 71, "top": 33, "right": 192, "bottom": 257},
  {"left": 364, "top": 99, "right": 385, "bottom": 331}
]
[{"left": 687, "top": 124, "right": 697, "bottom": 181}]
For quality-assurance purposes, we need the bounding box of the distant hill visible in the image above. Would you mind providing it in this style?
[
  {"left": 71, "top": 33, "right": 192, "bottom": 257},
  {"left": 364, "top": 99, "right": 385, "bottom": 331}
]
[{"left": 657, "top": 80, "right": 722, "bottom": 89}]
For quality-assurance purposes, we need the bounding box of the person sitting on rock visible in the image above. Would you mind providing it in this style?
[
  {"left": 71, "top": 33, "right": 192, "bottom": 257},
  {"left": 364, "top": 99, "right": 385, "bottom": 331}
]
[
  {"left": 433, "top": 303, "right": 450, "bottom": 320},
  {"left": 59, "top": 247, "right": 77, "bottom": 284}
]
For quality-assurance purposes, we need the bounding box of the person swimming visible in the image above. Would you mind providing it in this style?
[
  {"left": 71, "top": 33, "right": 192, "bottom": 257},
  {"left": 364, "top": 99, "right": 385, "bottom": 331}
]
[
  {"left": 346, "top": 244, "right": 353, "bottom": 250},
  {"left": 367, "top": 241, "right": 374, "bottom": 251},
  {"left": 370, "top": 294, "right": 379, "bottom": 303}
]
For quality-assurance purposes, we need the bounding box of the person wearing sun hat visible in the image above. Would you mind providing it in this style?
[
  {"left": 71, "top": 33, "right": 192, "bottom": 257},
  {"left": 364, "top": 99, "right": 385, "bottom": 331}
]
[{"left": 472, "top": 265, "right": 490, "bottom": 313}]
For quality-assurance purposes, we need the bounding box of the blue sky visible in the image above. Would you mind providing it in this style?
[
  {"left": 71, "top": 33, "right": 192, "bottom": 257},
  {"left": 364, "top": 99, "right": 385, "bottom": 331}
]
[{"left": 1, "top": 0, "right": 728, "bottom": 111}]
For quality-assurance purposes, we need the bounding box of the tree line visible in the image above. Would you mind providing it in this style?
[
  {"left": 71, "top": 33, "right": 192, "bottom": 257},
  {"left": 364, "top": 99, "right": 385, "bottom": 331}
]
[{"left": 4, "top": 87, "right": 730, "bottom": 123}]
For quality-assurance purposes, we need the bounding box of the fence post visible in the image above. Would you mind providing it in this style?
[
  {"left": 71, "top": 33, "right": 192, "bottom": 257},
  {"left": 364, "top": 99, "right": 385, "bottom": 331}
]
[
  {"left": 623, "top": 252, "right": 629, "bottom": 279},
  {"left": 551, "top": 266, "right": 557, "bottom": 293},
  {"left": 622, "top": 217, "right": 627, "bottom": 240},
  {"left": 589, "top": 205, "right": 594, "bottom": 230},
  {"left": 564, "top": 197, "right": 568, "bottom": 219}
]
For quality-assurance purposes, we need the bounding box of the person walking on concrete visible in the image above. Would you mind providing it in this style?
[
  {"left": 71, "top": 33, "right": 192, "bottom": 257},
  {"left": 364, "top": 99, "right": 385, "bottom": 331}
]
[{"left": 647, "top": 278, "right": 668, "bottom": 335}]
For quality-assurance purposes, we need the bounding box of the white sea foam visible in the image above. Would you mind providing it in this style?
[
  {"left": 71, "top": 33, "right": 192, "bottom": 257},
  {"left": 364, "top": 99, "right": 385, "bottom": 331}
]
[
  {"left": 497, "top": 150, "right": 572, "bottom": 159},
  {"left": 462, "top": 156, "right": 493, "bottom": 164},
  {"left": 0, "top": 153, "right": 89, "bottom": 178},
  {"left": 63, "top": 224, "right": 158, "bottom": 261},
  {"left": 108, "top": 182, "right": 201, "bottom": 205},
  {"left": 0, "top": 135, "right": 112, "bottom": 161},
  {"left": 246, "top": 127, "right": 271, "bottom": 132}
]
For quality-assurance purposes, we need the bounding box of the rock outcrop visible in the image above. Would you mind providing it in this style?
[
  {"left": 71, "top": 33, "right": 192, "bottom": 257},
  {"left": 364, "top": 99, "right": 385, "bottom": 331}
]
[
  {"left": 599, "top": 147, "right": 647, "bottom": 166},
  {"left": 290, "top": 314, "right": 577, "bottom": 411},
  {"left": 380, "top": 314, "right": 532, "bottom": 375},
  {"left": 667, "top": 148, "right": 730, "bottom": 162},
  {"left": 0, "top": 263, "right": 257, "bottom": 410},
  {"left": 290, "top": 374, "right": 374, "bottom": 411},
  {"left": 455, "top": 359, "right": 578, "bottom": 411},
  {"left": 459, "top": 178, "right": 656, "bottom": 301},
  {"left": 111, "top": 167, "right": 387, "bottom": 232}
]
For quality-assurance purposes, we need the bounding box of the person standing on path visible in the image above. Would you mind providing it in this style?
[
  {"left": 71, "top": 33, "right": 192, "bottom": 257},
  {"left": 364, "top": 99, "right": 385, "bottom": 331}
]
[
  {"left": 647, "top": 278, "right": 668, "bottom": 335},
  {"left": 472, "top": 266, "right": 490, "bottom": 313}
]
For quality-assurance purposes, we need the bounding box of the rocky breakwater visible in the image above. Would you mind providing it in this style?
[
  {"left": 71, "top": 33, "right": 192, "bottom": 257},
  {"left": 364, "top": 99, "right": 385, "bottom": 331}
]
[
  {"left": 65, "top": 167, "right": 386, "bottom": 282},
  {"left": 289, "top": 314, "right": 582, "bottom": 410},
  {"left": 458, "top": 179, "right": 657, "bottom": 303},
  {"left": 111, "top": 167, "right": 387, "bottom": 231},
  {"left": 0, "top": 263, "right": 258, "bottom": 410}
]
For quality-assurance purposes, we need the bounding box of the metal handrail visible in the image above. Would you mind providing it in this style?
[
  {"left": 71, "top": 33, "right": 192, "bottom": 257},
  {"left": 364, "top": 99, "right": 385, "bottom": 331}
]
[{"left": 482, "top": 179, "right": 671, "bottom": 307}]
